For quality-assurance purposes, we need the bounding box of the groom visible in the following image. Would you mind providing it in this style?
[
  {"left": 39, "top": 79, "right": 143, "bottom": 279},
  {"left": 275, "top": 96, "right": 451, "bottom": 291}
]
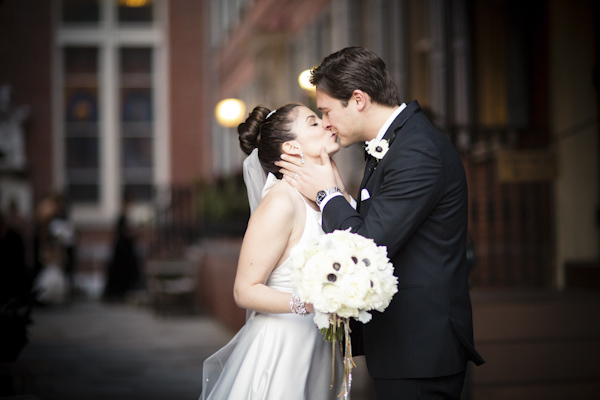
[{"left": 276, "top": 46, "right": 484, "bottom": 399}]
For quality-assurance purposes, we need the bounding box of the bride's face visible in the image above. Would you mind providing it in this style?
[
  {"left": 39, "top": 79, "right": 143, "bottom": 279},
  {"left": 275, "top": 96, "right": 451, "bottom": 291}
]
[{"left": 289, "top": 106, "right": 339, "bottom": 162}]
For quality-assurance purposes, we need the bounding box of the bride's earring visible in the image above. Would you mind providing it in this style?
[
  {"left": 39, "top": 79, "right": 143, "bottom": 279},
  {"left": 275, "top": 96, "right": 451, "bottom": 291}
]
[{"left": 300, "top": 151, "right": 305, "bottom": 164}]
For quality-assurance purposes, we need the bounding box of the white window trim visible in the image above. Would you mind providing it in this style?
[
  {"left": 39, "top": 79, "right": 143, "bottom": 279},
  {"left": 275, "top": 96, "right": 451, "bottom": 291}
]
[{"left": 52, "top": 0, "right": 169, "bottom": 226}]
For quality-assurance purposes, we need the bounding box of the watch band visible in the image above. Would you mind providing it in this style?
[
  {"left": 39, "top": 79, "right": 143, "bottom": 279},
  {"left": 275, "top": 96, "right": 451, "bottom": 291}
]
[{"left": 316, "top": 187, "right": 341, "bottom": 207}]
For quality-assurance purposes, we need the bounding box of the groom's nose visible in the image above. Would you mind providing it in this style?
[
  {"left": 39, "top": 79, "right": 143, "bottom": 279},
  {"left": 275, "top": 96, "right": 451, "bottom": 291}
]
[{"left": 322, "top": 117, "right": 332, "bottom": 130}]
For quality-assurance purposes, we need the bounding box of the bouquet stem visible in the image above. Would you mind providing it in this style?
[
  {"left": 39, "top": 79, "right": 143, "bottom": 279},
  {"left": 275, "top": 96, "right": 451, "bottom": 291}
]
[
  {"left": 321, "top": 315, "right": 355, "bottom": 399},
  {"left": 340, "top": 318, "right": 355, "bottom": 399}
]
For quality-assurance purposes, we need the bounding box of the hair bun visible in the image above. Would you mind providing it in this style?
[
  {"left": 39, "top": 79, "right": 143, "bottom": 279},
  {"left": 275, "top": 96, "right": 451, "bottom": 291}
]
[{"left": 238, "top": 106, "right": 270, "bottom": 155}]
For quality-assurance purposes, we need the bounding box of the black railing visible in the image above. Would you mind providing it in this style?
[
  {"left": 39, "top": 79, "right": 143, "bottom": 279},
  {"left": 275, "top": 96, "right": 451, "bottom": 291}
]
[
  {"left": 140, "top": 176, "right": 250, "bottom": 260},
  {"left": 140, "top": 185, "right": 203, "bottom": 260}
]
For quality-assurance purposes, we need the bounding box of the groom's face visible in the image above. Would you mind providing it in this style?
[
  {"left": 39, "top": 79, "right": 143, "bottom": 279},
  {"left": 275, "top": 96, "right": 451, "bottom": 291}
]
[{"left": 316, "top": 89, "right": 360, "bottom": 148}]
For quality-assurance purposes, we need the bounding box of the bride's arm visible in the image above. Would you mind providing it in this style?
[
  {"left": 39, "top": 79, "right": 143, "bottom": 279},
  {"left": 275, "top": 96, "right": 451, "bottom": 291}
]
[{"left": 233, "top": 190, "right": 299, "bottom": 314}]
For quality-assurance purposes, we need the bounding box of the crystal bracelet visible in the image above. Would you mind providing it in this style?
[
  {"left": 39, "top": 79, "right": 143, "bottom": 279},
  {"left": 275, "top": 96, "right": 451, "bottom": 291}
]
[{"left": 290, "top": 295, "right": 309, "bottom": 316}]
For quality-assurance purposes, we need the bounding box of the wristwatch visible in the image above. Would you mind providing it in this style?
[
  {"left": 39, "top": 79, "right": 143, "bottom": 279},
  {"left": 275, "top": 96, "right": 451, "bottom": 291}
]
[{"left": 316, "top": 187, "right": 341, "bottom": 207}]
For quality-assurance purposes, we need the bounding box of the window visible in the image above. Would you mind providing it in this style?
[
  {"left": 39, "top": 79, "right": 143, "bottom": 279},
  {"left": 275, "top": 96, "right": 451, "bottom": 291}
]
[
  {"left": 56, "top": 0, "right": 164, "bottom": 221},
  {"left": 63, "top": 47, "right": 100, "bottom": 202},
  {"left": 120, "top": 47, "right": 154, "bottom": 201},
  {"left": 61, "top": 0, "right": 100, "bottom": 24},
  {"left": 118, "top": 0, "right": 154, "bottom": 23}
]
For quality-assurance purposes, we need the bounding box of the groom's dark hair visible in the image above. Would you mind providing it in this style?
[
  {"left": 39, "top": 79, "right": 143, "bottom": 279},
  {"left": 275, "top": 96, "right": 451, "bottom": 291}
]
[{"left": 310, "top": 46, "right": 400, "bottom": 107}]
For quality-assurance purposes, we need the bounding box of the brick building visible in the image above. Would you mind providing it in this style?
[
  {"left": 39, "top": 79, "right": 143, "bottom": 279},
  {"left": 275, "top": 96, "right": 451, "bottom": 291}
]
[{"left": 0, "top": 0, "right": 212, "bottom": 274}]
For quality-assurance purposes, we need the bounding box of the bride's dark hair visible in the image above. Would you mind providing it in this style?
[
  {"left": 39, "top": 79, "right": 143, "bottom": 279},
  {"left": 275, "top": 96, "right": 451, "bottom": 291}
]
[{"left": 238, "top": 104, "right": 301, "bottom": 178}]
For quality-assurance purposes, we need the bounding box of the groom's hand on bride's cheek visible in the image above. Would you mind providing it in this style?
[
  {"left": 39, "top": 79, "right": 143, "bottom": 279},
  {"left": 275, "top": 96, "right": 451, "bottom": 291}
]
[{"left": 277, "top": 155, "right": 318, "bottom": 200}]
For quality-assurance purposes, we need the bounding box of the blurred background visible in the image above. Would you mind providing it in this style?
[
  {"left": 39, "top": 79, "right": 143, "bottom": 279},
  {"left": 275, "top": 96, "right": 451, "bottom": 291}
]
[{"left": 0, "top": 0, "right": 599, "bottom": 399}]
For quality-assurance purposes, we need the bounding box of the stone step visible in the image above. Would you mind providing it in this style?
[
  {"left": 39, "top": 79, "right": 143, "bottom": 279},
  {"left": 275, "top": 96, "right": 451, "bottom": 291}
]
[
  {"left": 470, "top": 289, "right": 600, "bottom": 399},
  {"left": 474, "top": 381, "right": 600, "bottom": 400},
  {"left": 472, "top": 289, "right": 600, "bottom": 342}
]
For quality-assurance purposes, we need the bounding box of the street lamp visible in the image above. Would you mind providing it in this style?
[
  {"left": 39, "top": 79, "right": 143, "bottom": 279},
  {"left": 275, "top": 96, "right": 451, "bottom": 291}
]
[
  {"left": 215, "top": 98, "right": 246, "bottom": 128},
  {"left": 119, "top": 0, "right": 150, "bottom": 6},
  {"left": 298, "top": 69, "right": 315, "bottom": 92}
]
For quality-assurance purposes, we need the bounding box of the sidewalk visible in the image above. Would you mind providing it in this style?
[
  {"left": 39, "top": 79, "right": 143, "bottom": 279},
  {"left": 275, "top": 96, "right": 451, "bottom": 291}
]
[
  {"left": 11, "top": 299, "right": 376, "bottom": 400},
  {"left": 15, "top": 300, "right": 233, "bottom": 400}
]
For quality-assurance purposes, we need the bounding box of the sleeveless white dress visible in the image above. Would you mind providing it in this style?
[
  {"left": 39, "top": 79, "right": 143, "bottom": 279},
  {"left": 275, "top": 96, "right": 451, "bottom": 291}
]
[{"left": 201, "top": 176, "right": 342, "bottom": 400}]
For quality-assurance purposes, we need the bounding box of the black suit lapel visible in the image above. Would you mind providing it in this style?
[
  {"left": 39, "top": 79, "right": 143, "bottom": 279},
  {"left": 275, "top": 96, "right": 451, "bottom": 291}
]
[{"left": 359, "top": 101, "right": 422, "bottom": 191}]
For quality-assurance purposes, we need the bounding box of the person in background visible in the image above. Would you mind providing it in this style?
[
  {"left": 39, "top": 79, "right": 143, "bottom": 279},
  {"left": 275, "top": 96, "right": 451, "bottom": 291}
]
[{"left": 102, "top": 195, "right": 141, "bottom": 302}]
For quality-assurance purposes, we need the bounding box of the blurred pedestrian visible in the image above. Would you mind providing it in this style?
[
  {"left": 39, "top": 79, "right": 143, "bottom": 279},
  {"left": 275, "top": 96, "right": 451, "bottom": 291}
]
[
  {"left": 0, "top": 210, "right": 30, "bottom": 306},
  {"left": 102, "top": 195, "right": 140, "bottom": 302},
  {"left": 32, "top": 194, "right": 57, "bottom": 279},
  {"left": 49, "top": 192, "right": 77, "bottom": 296},
  {"left": 31, "top": 193, "right": 72, "bottom": 306},
  {"left": 33, "top": 243, "right": 69, "bottom": 305},
  {"left": 0, "top": 210, "right": 34, "bottom": 374}
]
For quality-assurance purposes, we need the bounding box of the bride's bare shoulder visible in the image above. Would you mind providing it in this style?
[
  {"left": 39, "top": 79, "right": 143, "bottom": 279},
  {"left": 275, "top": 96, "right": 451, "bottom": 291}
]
[{"left": 255, "top": 180, "right": 301, "bottom": 217}]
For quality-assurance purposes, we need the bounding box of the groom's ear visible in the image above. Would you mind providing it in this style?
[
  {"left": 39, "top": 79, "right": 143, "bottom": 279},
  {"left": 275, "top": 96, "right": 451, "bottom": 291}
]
[{"left": 352, "top": 90, "right": 368, "bottom": 111}]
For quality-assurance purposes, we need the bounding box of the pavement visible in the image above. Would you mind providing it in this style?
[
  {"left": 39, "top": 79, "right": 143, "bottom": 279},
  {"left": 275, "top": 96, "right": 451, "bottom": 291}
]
[
  {"left": 10, "top": 298, "right": 232, "bottom": 400},
  {"left": 8, "top": 296, "right": 376, "bottom": 400}
]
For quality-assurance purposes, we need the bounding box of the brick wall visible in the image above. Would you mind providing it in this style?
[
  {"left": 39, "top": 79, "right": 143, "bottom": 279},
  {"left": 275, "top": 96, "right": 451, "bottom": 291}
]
[
  {"left": 196, "top": 238, "right": 246, "bottom": 332},
  {"left": 0, "top": 0, "right": 53, "bottom": 206},
  {"left": 168, "top": 0, "right": 211, "bottom": 185}
]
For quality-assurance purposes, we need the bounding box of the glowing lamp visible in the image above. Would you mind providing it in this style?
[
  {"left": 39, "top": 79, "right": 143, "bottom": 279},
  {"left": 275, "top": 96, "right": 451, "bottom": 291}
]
[
  {"left": 298, "top": 69, "right": 315, "bottom": 91},
  {"left": 119, "top": 0, "right": 150, "bottom": 7},
  {"left": 215, "top": 98, "right": 246, "bottom": 128}
]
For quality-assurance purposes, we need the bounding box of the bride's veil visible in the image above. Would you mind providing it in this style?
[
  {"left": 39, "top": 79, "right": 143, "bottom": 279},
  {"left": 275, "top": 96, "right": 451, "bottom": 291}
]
[
  {"left": 201, "top": 148, "right": 266, "bottom": 400},
  {"left": 242, "top": 148, "right": 266, "bottom": 215},
  {"left": 242, "top": 147, "right": 266, "bottom": 323}
]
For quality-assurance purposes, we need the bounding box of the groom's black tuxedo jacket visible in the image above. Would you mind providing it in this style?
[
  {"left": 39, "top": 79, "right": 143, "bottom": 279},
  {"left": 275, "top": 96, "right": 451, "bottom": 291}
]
[{"left": 322, "top": 100, "right": 484, "bottom": 379}]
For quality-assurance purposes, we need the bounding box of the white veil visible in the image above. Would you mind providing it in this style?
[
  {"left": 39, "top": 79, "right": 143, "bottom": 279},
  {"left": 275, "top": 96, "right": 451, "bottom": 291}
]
[
  {"left": 242, "top": 148, "right": 267, "bottom": 214},
  {"left": 202, "top": 148, "right": 266, "bottom": 399}
]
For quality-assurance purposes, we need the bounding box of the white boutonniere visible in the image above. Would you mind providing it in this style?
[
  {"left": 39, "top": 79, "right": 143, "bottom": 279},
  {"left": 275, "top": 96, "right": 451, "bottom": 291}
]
[
  {"left": 365, "top": 138, "right": 389, "bottom": 171},
  {"left": 365, "top": 138, "right": 389, "bottom": 160}
]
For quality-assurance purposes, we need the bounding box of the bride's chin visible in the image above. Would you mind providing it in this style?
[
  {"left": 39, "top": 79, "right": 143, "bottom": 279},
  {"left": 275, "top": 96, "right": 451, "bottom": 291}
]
[{"left": 327, "top": 145, "right": 340, "bottom": 156}]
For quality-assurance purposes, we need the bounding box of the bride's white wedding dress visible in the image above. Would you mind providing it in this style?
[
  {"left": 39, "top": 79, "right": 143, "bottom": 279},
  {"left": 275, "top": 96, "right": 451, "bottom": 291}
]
[{"left": 201, "top": 175, "right": 342, "bottom": 400}]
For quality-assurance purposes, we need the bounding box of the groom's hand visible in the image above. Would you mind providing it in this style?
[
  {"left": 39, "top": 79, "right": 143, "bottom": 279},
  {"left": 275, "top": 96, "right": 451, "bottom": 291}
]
[{"left": 276, "top": 147, "right": 337, "bottom": 203}]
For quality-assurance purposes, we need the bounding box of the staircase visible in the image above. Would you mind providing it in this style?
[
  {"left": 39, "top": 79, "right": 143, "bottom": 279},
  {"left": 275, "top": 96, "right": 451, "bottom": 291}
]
[{"left": 470, "top": 289, "right": 600, "bottom": 399}]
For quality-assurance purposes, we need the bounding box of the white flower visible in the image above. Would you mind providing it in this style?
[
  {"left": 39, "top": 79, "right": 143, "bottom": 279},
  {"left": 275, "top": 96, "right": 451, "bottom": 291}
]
[
  {"left": 358, "top": 310, "right": 372, "bottom": 324},
  {"left": 290, "top": 229, "right": 399, "bottom": 333},
  {"left": 313, "top": 310, "right": 331, "bottom": 329},
  {"left": 365, "top": 138, "right": 389, "bottom": 160}
]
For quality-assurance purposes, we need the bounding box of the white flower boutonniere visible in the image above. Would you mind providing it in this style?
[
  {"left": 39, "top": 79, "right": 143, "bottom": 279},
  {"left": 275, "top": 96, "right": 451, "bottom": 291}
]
[
  {"left": 365, "top": 138, "right": 389, "bottom": 160},
  {"left": 365, "top": 138, "right": 389, "bottom": 171}
]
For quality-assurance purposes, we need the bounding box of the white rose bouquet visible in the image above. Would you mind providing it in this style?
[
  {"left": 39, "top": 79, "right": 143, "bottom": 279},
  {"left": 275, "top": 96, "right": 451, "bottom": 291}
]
[{"left": 289, "top": 229, "right": 398, "bottom": 398}]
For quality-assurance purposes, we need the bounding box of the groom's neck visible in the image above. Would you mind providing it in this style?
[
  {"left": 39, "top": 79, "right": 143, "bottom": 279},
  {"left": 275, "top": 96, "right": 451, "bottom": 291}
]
[{"left": 363, "top": 104, "right": 400, "bottom": 140}]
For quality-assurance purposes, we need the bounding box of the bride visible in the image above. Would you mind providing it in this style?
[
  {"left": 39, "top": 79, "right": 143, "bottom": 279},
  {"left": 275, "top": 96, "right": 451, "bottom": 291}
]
[{"left": 201, "top": 104, "right": 349, "bottom": 399}]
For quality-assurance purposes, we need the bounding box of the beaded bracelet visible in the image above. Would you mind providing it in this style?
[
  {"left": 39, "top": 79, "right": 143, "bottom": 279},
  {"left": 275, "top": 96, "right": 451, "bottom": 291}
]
[{"left": 290, "top": 295, "right": 309, "bottom": 316}]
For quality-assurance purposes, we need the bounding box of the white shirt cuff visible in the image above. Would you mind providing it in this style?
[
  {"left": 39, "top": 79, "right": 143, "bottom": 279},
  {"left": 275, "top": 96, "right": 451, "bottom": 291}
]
[
  {"left": 319, "top": 193, "right": 357, "bottom": 211},
  {"left": 349, "top": 196, "right": 357, "bottom": 210},
  {"left": 318, "top": 192, "right": 343, "bottom": 211}
]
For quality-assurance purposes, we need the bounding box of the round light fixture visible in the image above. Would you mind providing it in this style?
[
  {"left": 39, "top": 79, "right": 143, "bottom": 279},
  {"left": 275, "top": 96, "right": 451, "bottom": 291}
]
[
  {"left": 215, "top": 98, "right": 246, "bottom": 127},
  {"left": 298, "top": 69, "right": 315, "bottom": 91}
]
